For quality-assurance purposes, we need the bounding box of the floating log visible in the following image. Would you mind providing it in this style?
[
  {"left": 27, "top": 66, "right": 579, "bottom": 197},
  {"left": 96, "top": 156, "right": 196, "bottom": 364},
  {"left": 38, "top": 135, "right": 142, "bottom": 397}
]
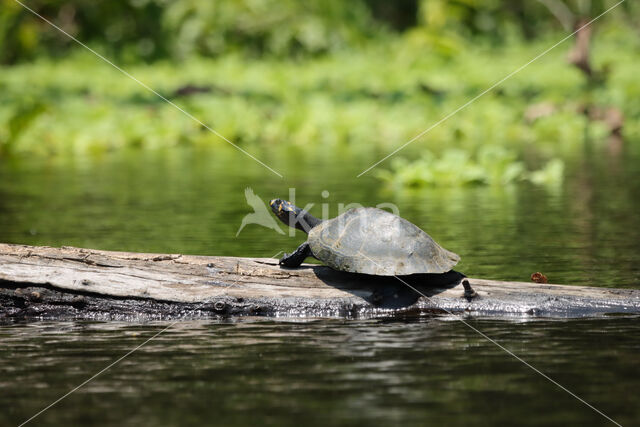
[{"left": 1, "top": 243, "right": 639, "bottom": 320}]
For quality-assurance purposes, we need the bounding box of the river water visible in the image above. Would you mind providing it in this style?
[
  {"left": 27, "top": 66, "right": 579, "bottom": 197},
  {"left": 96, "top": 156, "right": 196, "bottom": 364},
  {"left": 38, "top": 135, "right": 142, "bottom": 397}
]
[{"left": 0, "top": 145, "right": 639, "bottom": 425}]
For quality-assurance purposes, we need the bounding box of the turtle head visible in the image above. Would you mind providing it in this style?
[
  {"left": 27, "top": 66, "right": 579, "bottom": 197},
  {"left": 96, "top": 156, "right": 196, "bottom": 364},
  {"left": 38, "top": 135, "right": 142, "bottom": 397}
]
[
  {"left": 269, "top": 199, "right": 321, "bottom": 233},
  {"left": 270, "top": 199, "right": 303, "bottom": 226}
]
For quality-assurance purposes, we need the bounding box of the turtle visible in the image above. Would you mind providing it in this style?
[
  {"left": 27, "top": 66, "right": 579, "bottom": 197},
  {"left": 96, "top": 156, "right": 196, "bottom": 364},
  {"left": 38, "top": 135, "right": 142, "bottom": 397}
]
[{"left": 269, "top": 199, "right": 475, "bottom": 294}]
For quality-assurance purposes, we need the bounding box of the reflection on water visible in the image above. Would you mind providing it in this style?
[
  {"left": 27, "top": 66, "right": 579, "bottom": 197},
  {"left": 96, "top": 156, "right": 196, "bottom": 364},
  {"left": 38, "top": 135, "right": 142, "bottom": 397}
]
[{"left": 1, "top": 317, "right": 638, "bottom": 426}]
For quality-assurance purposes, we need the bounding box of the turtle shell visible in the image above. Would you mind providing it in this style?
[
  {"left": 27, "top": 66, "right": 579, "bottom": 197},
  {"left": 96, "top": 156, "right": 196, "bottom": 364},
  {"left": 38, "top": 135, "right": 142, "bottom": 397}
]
[{"left": 308, "top": 207, "right": 459, "bottom": 275}]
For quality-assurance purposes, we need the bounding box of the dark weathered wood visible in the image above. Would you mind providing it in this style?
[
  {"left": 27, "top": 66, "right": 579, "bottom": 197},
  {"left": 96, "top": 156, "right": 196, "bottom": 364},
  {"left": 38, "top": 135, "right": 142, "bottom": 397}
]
[{"left": 1, "top": 243, "right": 639, "bottom": 320}]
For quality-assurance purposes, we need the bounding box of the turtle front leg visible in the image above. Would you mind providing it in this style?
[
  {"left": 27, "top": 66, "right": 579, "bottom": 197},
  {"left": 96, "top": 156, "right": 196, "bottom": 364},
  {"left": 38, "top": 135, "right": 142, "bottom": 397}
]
[{"left": 279, "top": 242, "right": 312, "bottom": 268}]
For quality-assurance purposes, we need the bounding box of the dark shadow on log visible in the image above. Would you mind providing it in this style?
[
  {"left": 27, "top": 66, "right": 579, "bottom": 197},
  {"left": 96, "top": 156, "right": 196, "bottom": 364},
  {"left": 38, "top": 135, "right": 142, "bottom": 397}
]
[{"left": 297, "top": 266, "right": 464, "bottom": 309}]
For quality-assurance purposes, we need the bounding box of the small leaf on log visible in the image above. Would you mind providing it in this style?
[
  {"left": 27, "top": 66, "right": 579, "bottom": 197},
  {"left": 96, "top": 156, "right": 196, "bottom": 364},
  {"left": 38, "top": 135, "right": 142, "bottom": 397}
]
[{"left": 531, "top": 272, "right": 548, "bottom": 284}]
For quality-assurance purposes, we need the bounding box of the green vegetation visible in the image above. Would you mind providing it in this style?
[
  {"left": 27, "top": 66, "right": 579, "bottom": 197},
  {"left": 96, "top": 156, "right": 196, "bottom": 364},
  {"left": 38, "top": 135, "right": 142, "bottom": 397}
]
[
  {"left": 1, "top": 0, "right": 638, "bottom": 188},
  {"left": 377, "top": 148, "right": 564, "bottom": 187}
]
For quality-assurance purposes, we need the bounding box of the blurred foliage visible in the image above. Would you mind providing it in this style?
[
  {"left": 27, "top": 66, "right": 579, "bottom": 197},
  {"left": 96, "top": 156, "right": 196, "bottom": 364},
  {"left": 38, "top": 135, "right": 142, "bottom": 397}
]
[
  {"left": 1, "top": 0, "right": 639, "bottom": 188},
  {"left": 377, "top": 148, "right": 564, "bottom": 187},
  {"left": 2, "top": 23, "right": 639, "bottom": 157},
  {"left": 0, "top": 100, "right": 47, "bottom": 155},
  {"left": 161, "top": 0, "right": 377, "bottom": 59},
  {"left": 1, "top": 0, "right": 169, "bottom": 63},
  {"left": 2, "top": 0, "right": 638, "bottom": 63},
  {"left": 1, "top": 0, "right": 380, "bottom": 63},
  {"left": 378, "top": 148, "right": 527, "bottom": 187}
]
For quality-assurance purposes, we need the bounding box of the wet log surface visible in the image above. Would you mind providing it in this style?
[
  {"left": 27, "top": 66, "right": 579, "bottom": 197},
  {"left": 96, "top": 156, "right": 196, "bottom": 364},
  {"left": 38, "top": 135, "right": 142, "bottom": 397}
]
[{"left": 1, "top": 243, "right": 639, "bottom": 321}]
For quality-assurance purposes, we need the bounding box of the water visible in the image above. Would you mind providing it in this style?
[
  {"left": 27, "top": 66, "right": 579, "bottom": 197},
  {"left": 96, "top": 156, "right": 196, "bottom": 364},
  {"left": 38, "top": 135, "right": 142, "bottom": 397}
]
[
  {"left": 1, "top": 318, "right": 639, "bottom": 426},
  {"left": 1, "top": 145, "right": 639, "bottom": 425}
]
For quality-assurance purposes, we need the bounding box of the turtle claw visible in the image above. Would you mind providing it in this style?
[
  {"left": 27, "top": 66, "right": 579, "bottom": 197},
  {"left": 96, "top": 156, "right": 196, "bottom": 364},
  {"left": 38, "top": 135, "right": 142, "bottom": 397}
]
[
  {"left": 278, "top": 254, "right": 290, "bottom": 266},
  {"left": 280, "top": 254, "right": 301, "bottom": 268},
  {"left": 462, "top": 280, "right": 477, "bottom": 300}
]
